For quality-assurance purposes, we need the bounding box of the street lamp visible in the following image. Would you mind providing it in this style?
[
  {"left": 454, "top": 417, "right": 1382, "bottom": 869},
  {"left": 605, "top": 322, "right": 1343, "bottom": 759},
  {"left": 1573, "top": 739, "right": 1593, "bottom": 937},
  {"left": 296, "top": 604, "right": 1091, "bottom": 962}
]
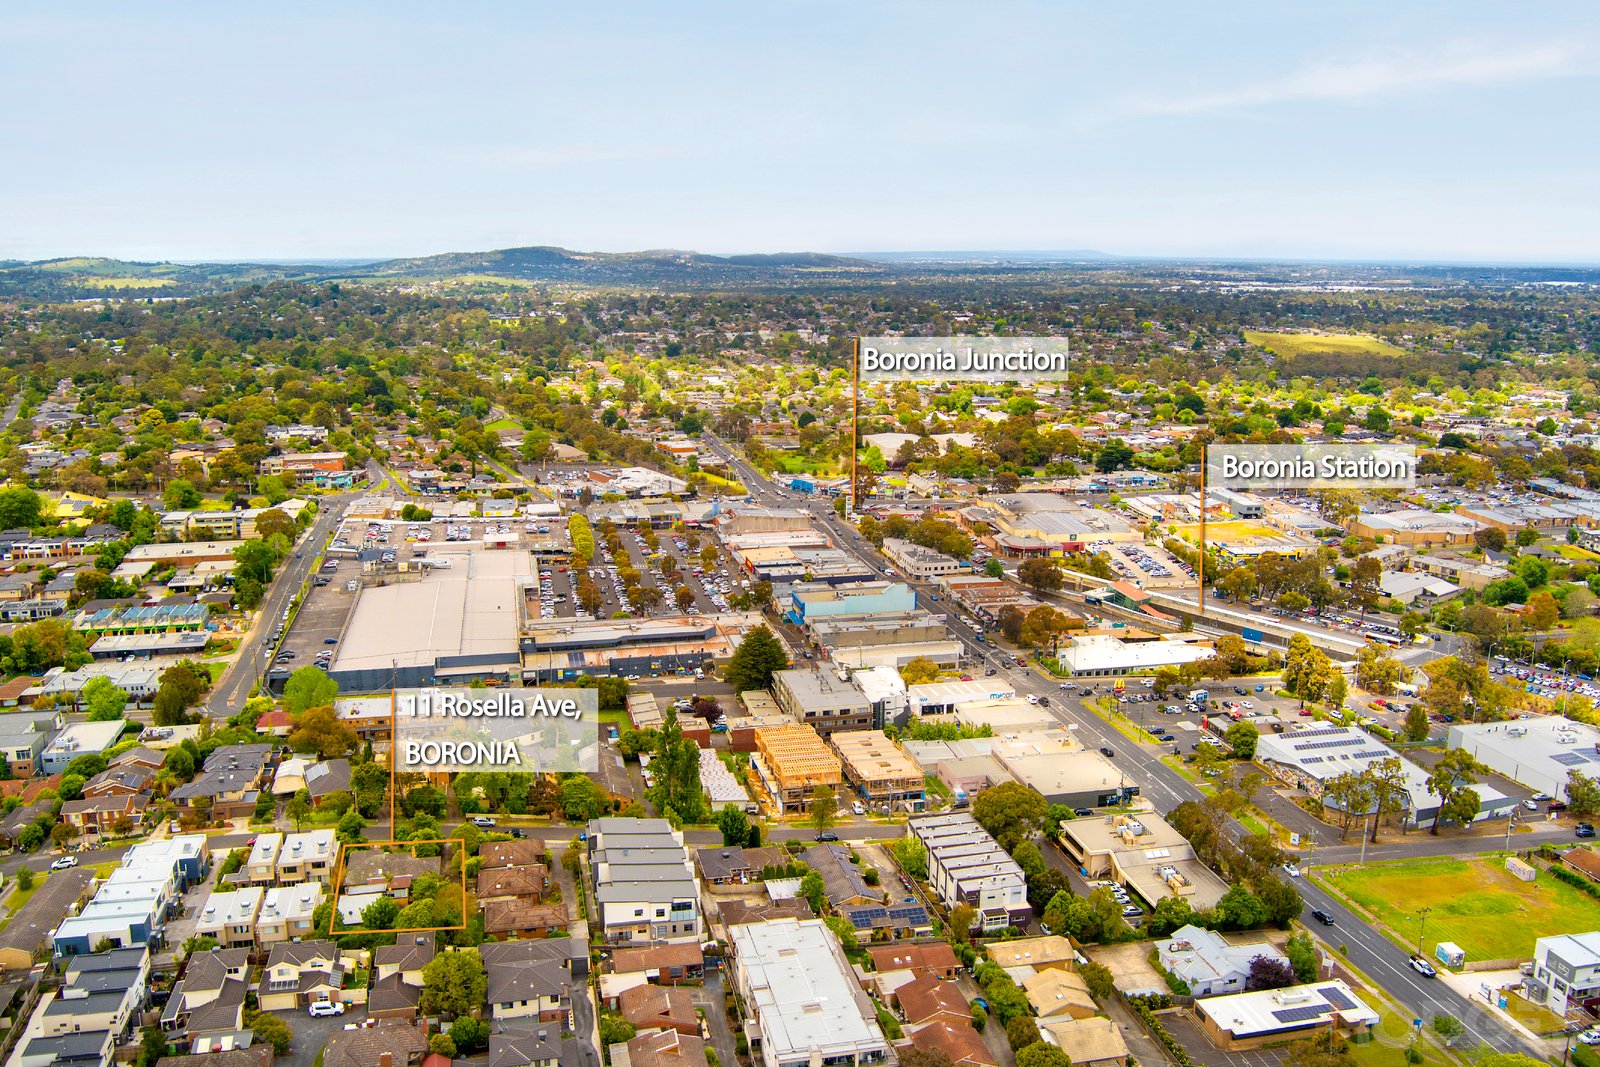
[{"left": 1564, "top": 1023, "right": 1581, "bottom": 1067}]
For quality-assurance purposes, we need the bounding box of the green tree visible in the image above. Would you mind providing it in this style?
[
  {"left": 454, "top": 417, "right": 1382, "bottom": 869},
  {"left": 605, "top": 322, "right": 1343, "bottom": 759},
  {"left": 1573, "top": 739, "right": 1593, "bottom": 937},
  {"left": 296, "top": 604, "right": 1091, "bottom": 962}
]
[
  {"left": 972, "top": 781, "right": 1049, "bottom": 852},
  {"left": 723, "top": 626, "right": 789, "bottom": 692},
  {"left": 81, "top": 676, "right": 128, "bottom": 721},
  {"left": 1225, "top": 722, "right": 1258, "bottom": 760},
  {"left": 421, "top": 948, "right": 487, "bottom": 1018},
  {"left": 1568, "top": 771, "right": 1600, "bottom": 818},
  {"left": 899, "top": 657, "right": 941, "bottom": 685},
  {"left": 361, "top": 894, "right": 399, "bottom": 929},
  {"left": 246, "top": 1011, "right": 292, "bottom": 1056},
  {"left": 286, "top": 793, "right": 312, "bottom": 831},
  {"left": 892, "top": 835, "right": 928, "bottom": 879},
  {"left": 809, "top": 784, "right": 838, "bottom": 830},
  {"left": 283, "top": 667, "right": 338, "bottom": 714},
  {"left": 1404, "top": 704, "right": 1430, "bottom": 742},
  {"left": 1426, "top": 749, "right": 1480, "bottom": 834},
  {"left": 800, "top": 870, "right": 826, "bottom": 914},
  {"left": 716, "top": 805, "right": 751, "bottom": 846},
  {"left": 1286, "top": 931, "right": 1318, "bottom": 983},
  {"left": 559, "top": 775, "right": 610, "bottom": 822}
]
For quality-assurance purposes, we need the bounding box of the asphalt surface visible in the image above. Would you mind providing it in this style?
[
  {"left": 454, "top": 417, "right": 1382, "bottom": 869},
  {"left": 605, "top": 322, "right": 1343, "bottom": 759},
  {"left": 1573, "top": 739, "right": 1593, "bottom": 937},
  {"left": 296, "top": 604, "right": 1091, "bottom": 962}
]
[{"left": 208, "top": 493, "right": 353, "bottom": 716}]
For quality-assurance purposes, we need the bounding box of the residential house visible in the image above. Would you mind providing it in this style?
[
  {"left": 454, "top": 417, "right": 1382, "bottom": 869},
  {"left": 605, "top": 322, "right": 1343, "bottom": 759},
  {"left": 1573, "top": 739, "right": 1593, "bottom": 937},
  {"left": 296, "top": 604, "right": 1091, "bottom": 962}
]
[
  {"left": 278, "top": 829, "right": 337, "bottom": 885},
  {"left": 13, "top": 948, "right": 149, "bottom": 1067},
  {"left": 613, "top": 1030, "right": 706, "bottom": 1067},
  {"left": 1021, "top": 969, "right": 1098, "bottom": 1021},
  {"left": 369, "top": 934, "right": 434, "bottom": 1020},
  {"left": 257, "top": 940, "right": 346, "bottom": 1012},
  {"left": 481, "top": 940, "right": 575, "bottom": 1025},
  {"left": 617, "top": 983, "right": 700, "bottom": 1037},
  {"left": 0, "top": 800, "right": 51, "bottom": 851},
  {"left": 609, "top": 942, "right": 705, "bottom": 991},
  {"left": 320, "top": 1020, "right": 428, "bottom": 1067},
  {"left": 895, "top": 972, "right": 973, "bottom": 1029},
  {"left": 170, "top": 744, "right": 273, "bottom": 821},
  {"left": 906, "top": 1020, "right": 997, "bottom": 1067},
  {"left": 1158, "top": 924, "right": 1288, "bottom": 999},
  {"left": 482, "top": 899, "right": 568, "bottom": 939},
  {"left": 193, "top": 887, "right": 264, "bottom": 950},
  {"left": 695, "top": 846, "right": 784, "bottom": 887},
  {"left": 490, "top": 1028, "right": 569, "bottom": 1067},
  {"left": 1037, "top": 1017, "right": 1129, "bottom": 1067},
  {"left": 160, "top": 947, "right": 250, "bottom": 1039},
  {"left": 257, "top": 883, "right": 324, "bottom": 945},
  {"left": 799, "top": 843, "right": 879, "bottom": 908},
  {"left": 60, "top": 794, "right": 143, "bottom": 839},
  {"left": 0, "top": 708, "right": 60, "bottom": 777},
  {"left": 245, "top": 833, "right": 284, "bottom": 886}
]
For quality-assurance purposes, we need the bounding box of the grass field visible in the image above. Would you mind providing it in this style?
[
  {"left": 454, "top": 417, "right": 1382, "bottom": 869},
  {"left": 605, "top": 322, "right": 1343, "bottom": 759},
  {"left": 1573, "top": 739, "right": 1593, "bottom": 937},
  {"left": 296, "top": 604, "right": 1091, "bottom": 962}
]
[
  {"left": 1325, "top": 857, "right": 1600, "bottom": 961},
  {"left": 774, "top": 455, "right": 833, "bottom": 475},
  {"left": 1243, "top": 330, "right": 1407, "bottom": 360},
  {"left": 77, "top": 276, "right": 175, "bottom": 289},
  {"left": 1169, "top": 519, "right": 1284, "bottom": 541},
  {"left": 483, "top": 417, "right": 522, "bottom": 433}
]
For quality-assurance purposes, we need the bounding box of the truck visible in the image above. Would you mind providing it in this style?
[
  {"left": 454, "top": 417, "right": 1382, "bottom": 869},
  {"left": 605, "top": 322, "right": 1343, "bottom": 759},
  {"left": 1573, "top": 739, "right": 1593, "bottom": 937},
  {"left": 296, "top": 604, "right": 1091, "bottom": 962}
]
[{"left": 1188, "top": 689, "right": 1210, "bottom": 705}]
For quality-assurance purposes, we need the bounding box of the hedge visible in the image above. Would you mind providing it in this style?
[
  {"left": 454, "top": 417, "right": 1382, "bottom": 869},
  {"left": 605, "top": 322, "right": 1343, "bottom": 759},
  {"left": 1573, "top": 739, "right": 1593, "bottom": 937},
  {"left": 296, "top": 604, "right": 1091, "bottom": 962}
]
[
  {"left": 1126, "top": 995, "right": 1192, "bottom": 1067},
  {"left": 1550, "top": 864, "right": 1600, "bottom": 900}
]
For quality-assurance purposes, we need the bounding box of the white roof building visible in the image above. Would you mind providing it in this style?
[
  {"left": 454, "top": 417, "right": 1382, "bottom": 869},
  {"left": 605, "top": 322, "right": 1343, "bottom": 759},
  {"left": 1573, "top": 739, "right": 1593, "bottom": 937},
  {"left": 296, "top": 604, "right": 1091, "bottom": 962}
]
[
  {"left": 728, "top": 918, "right": 888, "bottom": 1067},
  {"left": 1448, "top": 717, "right": 1600, "bottom": 802}
]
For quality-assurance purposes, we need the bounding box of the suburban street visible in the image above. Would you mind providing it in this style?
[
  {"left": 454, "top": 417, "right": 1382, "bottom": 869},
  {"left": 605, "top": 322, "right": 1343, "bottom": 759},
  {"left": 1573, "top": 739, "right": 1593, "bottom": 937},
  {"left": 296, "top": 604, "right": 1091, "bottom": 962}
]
[{"left": 207, "top": 492, "right": 353, "bottom": 717}]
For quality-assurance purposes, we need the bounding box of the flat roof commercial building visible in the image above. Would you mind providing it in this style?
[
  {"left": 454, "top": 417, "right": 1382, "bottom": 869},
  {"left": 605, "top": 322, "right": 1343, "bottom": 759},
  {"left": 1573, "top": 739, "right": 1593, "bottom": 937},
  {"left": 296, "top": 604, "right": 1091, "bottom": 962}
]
[
  {"left": 1194, "top": 981, "right": 1378, "bottom": 1050},
  {"left": 831, "top": 730, "right": 924, "bottom": 811},
  {"left": 727, "top": 918, "right": 888, "bottom": 1067},
  {"left": 785, "top": 581, "right": 917, "bottom": 626},
  {"left": 327, "top": 546, "right": 532, "bottom": 690},
  {"left": 752, "top": 722, "right": 842, "bottom": 815},
  {"left": 993, "top": 734, "right": 1133, "bottom": 809},
  {"left": 771, "top": 668, "right": 873, "bottom": 736},
  {"left": 40, "top": 719, "right": 127, "bottom": 774},
  {"left": 1447, "top": 717, "right": 1600, "bottom": 803},
  {"left": 908, "top": 812, "right": 1029, "bottom": 932},
  {"left": 882, "top": 539, "right": 967, "bottom": 580},
  {"left": 522, "top": 614, "right": 762, "bottom": 682},
  {"left": 1347, "top": 509, "right": 1482, "bottom": 546},
  {"left": 1057, "top": 813, "right": 1229, "bottom": 910},
  {"left": 1258, "top": 725, "right": 1513, "bottom": 828},
  {"left": 1056, "top": 635, "right": 1216, "bottom": 678},
  {"left": 908, "top": 680, "right": 1016, "bottom": 716}
]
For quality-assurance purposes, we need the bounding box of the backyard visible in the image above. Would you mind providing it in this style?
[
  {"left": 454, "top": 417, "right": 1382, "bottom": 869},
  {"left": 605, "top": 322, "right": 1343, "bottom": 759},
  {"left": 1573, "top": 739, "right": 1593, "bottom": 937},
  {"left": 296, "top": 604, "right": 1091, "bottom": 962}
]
[{"left": 1323, "top": 857, "right": 1600, "bottom": 962}]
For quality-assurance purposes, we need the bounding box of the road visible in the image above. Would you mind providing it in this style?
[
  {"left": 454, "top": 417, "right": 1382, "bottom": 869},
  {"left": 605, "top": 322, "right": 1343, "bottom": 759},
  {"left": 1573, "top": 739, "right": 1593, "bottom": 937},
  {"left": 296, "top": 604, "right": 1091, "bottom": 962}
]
[
  {"left": 207, "top": 493, "right": 353, "bottom": 717},
  {"left": 703, "top": 431, "right": 1546, "bottom": 1058}
]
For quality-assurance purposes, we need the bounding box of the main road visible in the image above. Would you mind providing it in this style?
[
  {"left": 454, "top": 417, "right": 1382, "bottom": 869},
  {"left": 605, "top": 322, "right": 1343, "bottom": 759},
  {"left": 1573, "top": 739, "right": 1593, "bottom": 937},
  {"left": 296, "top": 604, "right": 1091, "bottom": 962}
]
[
  {"left": 702, "top": 432, "right": 1546, "bottom": 1058},
  {"left": 207, "top": 491, "right": 354, "bottom": 718}
]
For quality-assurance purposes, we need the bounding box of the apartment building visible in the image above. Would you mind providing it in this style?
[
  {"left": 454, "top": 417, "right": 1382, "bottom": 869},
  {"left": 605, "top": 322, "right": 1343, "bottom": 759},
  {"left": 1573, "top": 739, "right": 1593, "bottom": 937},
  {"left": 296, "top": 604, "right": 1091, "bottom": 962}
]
[
  {"left": 907, "top": 812, "right": 1029, "bottom": 932},
  {"left": 587, "top": 818, "right": 701, "bottom": 945},
  {"left": 194, "top": 887, "right": 264, "bottom": 950},
  {"left": 728, "top": 919, "right": 889, "bottom": 1067},
  {"left": 771, "top": 669, "right": 873, "bottom": 736}
]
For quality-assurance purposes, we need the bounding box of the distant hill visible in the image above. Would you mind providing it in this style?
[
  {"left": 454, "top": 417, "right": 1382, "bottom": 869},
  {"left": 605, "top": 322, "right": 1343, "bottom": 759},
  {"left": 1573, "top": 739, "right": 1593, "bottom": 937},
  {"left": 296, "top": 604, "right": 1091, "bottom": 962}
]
[
  {"left": 0, "top": 245, "right": 883, "bottom": 299},
  {"left": 856, "top": 249, "right": 1119, "bottom": 264}
]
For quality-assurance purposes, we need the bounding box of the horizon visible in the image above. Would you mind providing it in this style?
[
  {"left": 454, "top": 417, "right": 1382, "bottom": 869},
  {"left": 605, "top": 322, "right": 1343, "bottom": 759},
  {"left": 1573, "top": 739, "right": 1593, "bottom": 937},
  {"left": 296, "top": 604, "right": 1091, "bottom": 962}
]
[
  {"left": 4, "top": 2, "right": 1599, "bottom": 263},
  {"left": 14, "top": 246, "right": 1600, "bottom": 271}
]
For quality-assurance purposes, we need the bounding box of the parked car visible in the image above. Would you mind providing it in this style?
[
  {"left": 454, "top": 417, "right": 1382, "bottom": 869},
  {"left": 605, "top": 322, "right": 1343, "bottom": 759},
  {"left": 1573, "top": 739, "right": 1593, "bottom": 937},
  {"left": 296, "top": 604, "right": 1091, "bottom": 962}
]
[
  {"left": 470, "top": 816, "right": 497, "bottom": 828},
  {"left": 814, "top": 831, "right": 839, "bottom": 842},
  {"left": 308, "top": 1000, "right": 346, "bottom": 1017},
  {"left": 1072, "top": 807, "right": 1094, "bottom": 817},
  {"left": 1578, "top": 823, "right": 1596, "bottom": 838}
]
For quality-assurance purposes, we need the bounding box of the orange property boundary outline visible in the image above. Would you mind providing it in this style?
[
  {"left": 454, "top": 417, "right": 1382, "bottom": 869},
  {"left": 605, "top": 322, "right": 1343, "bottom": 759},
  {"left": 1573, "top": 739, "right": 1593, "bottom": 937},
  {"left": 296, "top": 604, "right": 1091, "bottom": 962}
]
[{"left": 326, "top": 837, "right": 469, "bottom": 936}]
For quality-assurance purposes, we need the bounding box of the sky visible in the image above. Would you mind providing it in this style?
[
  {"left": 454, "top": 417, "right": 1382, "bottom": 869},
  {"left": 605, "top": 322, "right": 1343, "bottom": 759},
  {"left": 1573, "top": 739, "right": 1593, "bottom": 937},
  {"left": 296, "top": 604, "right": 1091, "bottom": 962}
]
[{"left": 3, "top": 1, "right": 1599, "bottom": 263}]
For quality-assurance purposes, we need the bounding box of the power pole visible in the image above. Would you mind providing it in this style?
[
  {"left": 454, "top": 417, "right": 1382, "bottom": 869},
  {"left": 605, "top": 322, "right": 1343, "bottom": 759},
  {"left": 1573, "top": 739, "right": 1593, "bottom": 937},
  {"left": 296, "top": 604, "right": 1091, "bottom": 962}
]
[
  {"left": 1197, "top": 443, "right": 1206, "bottom": 616},
  {"left": 850, "top": 337, "right": 860, "bottom": 514}
]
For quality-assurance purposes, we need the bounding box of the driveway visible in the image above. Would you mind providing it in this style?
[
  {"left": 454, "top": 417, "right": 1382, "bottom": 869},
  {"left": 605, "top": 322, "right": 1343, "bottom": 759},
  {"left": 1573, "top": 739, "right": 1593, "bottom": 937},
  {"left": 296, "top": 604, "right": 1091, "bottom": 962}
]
[
  {"left": 693, "top": 972, "right": 739, "bottom": 1067},
  {"left": 1159, "top": 1009, "right": 1284, "bottom": 1067},
  {"left": 273, "top": 1005, "right": 363, "bottom": 1067}
]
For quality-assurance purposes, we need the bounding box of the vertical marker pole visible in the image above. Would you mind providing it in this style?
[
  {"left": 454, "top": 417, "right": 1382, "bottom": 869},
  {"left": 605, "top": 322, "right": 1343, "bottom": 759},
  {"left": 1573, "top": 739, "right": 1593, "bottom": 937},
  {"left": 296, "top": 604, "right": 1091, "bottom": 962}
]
[{"left": 1197, "top": 443, "right": 1206, "bottom": 616}]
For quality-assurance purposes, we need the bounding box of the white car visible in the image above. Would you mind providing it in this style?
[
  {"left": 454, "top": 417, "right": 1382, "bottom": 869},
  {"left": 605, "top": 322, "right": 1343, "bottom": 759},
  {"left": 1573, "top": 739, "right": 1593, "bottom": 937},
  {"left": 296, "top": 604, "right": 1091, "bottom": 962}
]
[
  {"left": 49, "top": 856, "right": 77, "bottom": 871},
  {"left": 308, "top": 1000, "right": 347, "bottom": 1018},
  {"left": 1026, "top": 694, "right": 1039, "bottom": 705},
  {"left": 1282, "top": 863, "right": 1301, "bottom": 878}
]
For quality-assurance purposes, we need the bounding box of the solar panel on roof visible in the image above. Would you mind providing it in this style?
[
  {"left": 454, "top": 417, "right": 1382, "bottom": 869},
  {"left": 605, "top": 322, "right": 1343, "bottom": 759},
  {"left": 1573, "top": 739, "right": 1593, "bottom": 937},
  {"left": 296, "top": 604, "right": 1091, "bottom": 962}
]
[
  {"left": 1319, "top": 986, "right": 1356, "bottom": 1010},
  {"left": 1271, "top": 1005, "right": 1329, "bottom": 1024},
  {"left": 1302, "top": 756, "right": 1324, "bottom": 764}
]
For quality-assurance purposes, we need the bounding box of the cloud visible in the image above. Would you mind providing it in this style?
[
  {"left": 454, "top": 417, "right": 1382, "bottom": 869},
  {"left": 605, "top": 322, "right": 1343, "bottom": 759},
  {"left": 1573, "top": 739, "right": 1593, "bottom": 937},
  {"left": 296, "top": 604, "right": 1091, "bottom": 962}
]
[{"left": 1126, "top": 40, "right": 1586, "bottom": 117}]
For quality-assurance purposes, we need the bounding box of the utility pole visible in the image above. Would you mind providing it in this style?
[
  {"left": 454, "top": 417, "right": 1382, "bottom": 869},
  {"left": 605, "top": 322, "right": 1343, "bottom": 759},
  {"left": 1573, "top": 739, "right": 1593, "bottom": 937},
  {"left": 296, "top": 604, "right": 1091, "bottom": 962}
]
[
  {"left": 1197, "top": 442, "right": 1206, "bottom": 616},
  {"left": 1417, "top": 906, "right": 1432, "bottom": 956},
  {"left": 850, "top": 337, "right": 860, "bottom": 514},
  {"left": 1360, "top": 811, "right": 1373, "bottom": 864}
]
